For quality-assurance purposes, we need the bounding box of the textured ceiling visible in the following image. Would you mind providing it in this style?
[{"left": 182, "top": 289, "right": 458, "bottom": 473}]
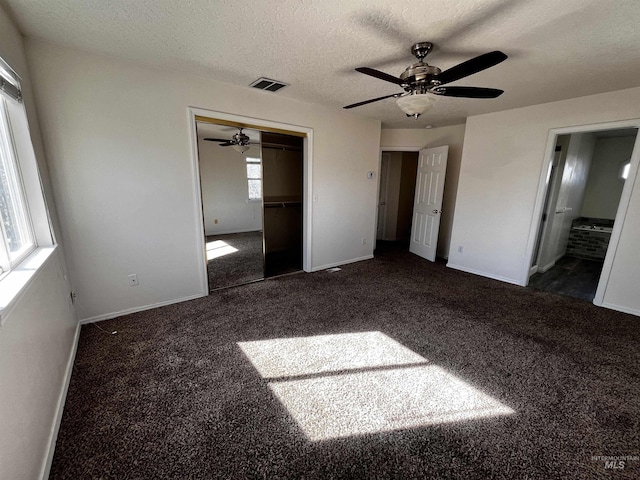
[{"left": 3, "top": 0, "right": 640, "bottom": 128}]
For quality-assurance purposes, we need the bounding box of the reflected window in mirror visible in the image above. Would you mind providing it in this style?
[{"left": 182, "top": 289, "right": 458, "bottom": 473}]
[{"left": 246, "top": 157, "right": 262, "bottom": 200}]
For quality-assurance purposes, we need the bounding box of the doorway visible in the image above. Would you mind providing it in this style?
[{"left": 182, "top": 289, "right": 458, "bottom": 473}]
[
  {"left": 376, "top": 151, "right": 419, "bottom": 253},
  {"left": 190, "top": 109, "right": 312, "bottom": 292},
  {"left": 528, "top": 127, "right": 638, "bottom": 301},
  {"left": 376, "top": 147, "right": 449, "bottom": 262}
]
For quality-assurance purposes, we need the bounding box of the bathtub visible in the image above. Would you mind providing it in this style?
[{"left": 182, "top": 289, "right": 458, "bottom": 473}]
[{"left": 567, "top": 225, "right": 612, "bottom": 260}]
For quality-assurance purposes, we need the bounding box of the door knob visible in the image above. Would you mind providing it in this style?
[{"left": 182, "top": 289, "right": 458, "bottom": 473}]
[{"left": 432, "top": 209, "right": 439, "bottom": 214}]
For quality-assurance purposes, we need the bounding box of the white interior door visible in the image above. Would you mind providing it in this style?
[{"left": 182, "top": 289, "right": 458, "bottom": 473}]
[{"left": 409, "top": 146, "right": 448, "bottom": 262}]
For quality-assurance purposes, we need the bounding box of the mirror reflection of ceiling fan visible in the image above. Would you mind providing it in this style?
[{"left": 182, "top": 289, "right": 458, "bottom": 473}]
[
  {"left": 344, "top": 42, "right": 507, "bottom": 118},
  {"left": 204, "top": 128, "right": 259, "bottom": 153}
]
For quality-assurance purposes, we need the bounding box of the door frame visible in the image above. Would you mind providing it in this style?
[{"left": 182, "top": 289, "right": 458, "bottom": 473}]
[
  {"left": 188, "top": 107, "right": 314, "bottom": 294},
  {"left": 523, "top": 119, "right": 640, "bottom": 306},
  {"left": 376, "top": 147, "right": 422, "bottom": 248}
]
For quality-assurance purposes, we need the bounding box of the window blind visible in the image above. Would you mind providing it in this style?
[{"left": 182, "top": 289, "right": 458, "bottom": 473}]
[{"left": 0, "top": 57, "right": 21, "bottom": 103}]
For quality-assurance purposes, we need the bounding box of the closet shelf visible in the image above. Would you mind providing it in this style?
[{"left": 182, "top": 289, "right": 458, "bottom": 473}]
[
  {"left": 263, "top": 196, "right": 302, "bottom": 208},
  {"left": 262, "top": 142, "right": 302, "bottom": 152},
  {"left": 264, "top": 201, "right": 302, "bottom": 208}
]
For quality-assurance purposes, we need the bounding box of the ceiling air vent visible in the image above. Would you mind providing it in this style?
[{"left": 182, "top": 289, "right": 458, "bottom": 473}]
[{"left": 249, "top": 77, "right": 289, "bottom": 92}]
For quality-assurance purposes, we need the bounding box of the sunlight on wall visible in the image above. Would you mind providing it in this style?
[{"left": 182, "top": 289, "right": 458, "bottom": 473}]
[
  {"left": 206, "top": 240, "right": 238, "bottom": 261},
  {"left": 238, "top": 332, "right": 515, "bottom": 441}
]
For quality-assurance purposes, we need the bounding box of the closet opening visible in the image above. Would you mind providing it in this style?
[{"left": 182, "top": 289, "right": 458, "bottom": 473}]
[
  {"left": 194, "top": 115, "right": 307, "bottom": 291},
  {"left": 262, "top": 132, "right": 304, "bottom": 278}
]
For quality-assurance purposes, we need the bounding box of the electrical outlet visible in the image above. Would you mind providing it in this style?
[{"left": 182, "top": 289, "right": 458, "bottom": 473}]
[
  {"left": 128, "top": 273, "right": 139, "bottom": 286},
  {"left": 362, "top": 237, "right": 366, "bottom": 245},
  {"left": 458, "top": 246, "right": 464, "bottom": 253}
]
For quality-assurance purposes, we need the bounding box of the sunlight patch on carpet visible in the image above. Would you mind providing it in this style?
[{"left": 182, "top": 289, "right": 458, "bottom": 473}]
[
  {"left": 206, "top": 240, "right": 238, "bottom": 261},
  {"left": 238, "top": 332, "right": 514, "bottom": 441},
  {"left": 269, "top": 365, "right": 514, "bottom": 441},
  {"left": 237, "top": 331, "right": 425, "bottom": 378}
]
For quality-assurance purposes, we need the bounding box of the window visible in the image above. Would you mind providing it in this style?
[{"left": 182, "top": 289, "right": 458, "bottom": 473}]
[
  {"left": 0, "top": 80, "right": 34, "bottom": 275},
  {"left": 246, "top": 156, "right": 262, "bottom": 200},
  {"left": 619, "top": 160, "right": 631, "bottom": 181},
  {"left": 0, "top": 98, "right": 34, "bottom": 271},
  {"left": 0, "top": 56, "right": 55, "bottom": 321}
]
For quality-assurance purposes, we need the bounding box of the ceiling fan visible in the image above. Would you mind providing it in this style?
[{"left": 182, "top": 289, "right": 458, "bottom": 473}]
[
  {"left": 204, "top": 128, "right": 258, "bottom": 153},
  {"left": 344, "top": 42, "right": 507, "bottom": 118}
]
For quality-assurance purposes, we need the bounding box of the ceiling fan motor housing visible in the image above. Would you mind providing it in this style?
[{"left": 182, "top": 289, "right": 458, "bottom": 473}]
[
  {"left": 232, "top": 130, "right": 251, "bottom": 145},
  {"left": 400, "top": 63, "right": 442, "bottom": 90},
  {"left": 411, "top": 42, "right": 434, "bottom": 61}
]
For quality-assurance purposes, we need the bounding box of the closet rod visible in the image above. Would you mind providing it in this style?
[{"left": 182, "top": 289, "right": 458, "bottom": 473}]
[{"left": 264, "top": 201, "right": 302, "bottom": 208}]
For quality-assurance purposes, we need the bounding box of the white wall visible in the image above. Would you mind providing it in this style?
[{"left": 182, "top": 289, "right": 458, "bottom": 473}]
[
  {"left": 199, "top": 140, "right": 262, "bottom": 236},
  {"left": 25, "top": 40, "right": 381, "bottom": 321},
  {"left": 0, "top": 6, "right": 78, "bottom": 479},
  {"left": 0, "top": 251, "right": 77, "bottom": 480},
  {"left": 601, "top": 160, "right": 640, "bottom": 314},
  {"left": 582, "top": 135, "right": 636, "bottom": 219},
  {"left": 447, "top": 86, "right": 640, "bottom": 315},
  {"left": 380, "top": 125, "right": 466, "bottom": 258}
]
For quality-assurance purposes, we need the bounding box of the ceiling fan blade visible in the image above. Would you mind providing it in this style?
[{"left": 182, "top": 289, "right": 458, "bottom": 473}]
[
  {"left": 436, "top": 51, "right": 507, "bottom": 85},
  {"left": 430, "top": 86, "right": 504, "bottom": 98},
  {"left": 218, "top": 142, "right": 234, "bottom": 146},
  {"left": 355, "top": 67, "right": 405, "bottom": 85},
  {"left": 204, "top": 138, "right": 230, "bottom": 143},
  {"left": 344, "top": 93, "right": 402, "bottom": 109}
]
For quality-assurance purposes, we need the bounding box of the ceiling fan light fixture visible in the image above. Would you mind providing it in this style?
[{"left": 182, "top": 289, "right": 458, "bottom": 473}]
[
  {"left": 396, "top": 93, "right": 436, "bottom": 118},
  {"left": 232, "top": 144, "right": 250, "bottom": 154}
]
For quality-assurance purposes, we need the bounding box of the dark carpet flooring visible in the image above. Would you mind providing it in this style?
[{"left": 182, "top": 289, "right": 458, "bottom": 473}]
[
  {"left": 51, "top": 244, "right": 640, "bottom": 479},
  {"left": 206, "top": 231, "right": 263, "bottom": 290}
]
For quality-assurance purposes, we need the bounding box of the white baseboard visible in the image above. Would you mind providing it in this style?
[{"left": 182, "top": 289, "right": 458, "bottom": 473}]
[
  {"left": 80, "top": 292, "right": 207, "bottom": 324},
  {"left": 446, "top": 262, "right": 522, "bottom": 286},
  {"left": 312, "top": 255, "right": 374, "bottom": 272},
  {"left": 40, "top": 322, "right": 81, "bottom": 480},
  {"left": 537, "top": 260, "right": 556, "bottom": 273},
  {"left": 600, "top": 302, "right": 640, "bottom": 317}
]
